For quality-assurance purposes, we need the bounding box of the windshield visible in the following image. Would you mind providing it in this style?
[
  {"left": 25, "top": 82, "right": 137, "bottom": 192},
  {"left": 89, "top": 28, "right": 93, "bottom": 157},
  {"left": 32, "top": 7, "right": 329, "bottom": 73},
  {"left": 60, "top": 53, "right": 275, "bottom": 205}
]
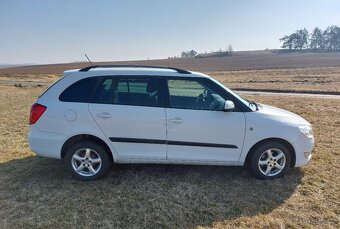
[{"left": 210, "top": 77, "right": 257, "bottom": 111}]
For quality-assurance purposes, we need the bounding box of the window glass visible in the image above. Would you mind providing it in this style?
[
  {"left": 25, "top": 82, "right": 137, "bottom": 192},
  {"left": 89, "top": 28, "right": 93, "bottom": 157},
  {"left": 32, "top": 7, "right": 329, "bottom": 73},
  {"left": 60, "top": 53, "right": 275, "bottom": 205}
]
[
  {"left": 129, "top": 80, "right": 148, "bottom": 93},
  {"left": 102, "top": 78, "right": 112, "bottom": 90},
  {"left": 114, "top": 78, "right": 161, "bottom": 107},
  {"left": 209, "top": 77, "right": 252, "bottom": 111},
  {"left": 60, "top": 76, "right": 164, "bottom": 107},
  {"left": 117, "top": 79, "right": 128, "bottom": 93},
  {"left": 92, "top": 78, "right": 114, "bottom": 104},
  {"left": 168, "top": 79, "right": 225, "bottom": 110},
  {"left": 59, "top": 77, "right": 98, "bottom": 102}
]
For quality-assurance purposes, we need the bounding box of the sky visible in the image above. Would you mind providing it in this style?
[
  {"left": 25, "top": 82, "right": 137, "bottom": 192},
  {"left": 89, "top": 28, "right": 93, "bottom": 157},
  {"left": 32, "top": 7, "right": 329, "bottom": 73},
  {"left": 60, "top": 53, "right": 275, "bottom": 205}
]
[{"left": 0, "top": 0, "right": 340, "bottom": 64}]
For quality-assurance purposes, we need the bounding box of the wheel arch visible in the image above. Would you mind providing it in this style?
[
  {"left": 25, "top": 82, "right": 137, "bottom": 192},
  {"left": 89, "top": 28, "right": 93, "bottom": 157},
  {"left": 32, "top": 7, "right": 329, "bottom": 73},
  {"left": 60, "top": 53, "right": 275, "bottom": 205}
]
[
  {"left": 244, "top": 138, "right": 296, "bottom": 168},
  {"left": 61, "top": 134, "right": 114, "bottom": 163}
]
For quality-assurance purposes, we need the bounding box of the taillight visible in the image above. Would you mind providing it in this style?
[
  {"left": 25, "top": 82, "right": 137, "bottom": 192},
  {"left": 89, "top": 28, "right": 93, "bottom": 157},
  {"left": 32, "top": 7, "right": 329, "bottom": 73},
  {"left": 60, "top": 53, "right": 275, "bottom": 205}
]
[{"left": 29, "top": 103, "right": 47, "bottom": 125}]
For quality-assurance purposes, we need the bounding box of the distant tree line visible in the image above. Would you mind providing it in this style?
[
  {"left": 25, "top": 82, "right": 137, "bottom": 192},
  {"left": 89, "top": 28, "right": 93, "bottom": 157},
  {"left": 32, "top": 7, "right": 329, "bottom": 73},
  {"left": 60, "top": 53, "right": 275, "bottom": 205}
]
[
  {"left": 180, "top": 44, "right": 233, "bottom": 58},
  {"left": 181, "top": 50, "right": 198, "bottom": 58},
  {"left": 280, "top": 25, "right": 340, "bottom": 51}
]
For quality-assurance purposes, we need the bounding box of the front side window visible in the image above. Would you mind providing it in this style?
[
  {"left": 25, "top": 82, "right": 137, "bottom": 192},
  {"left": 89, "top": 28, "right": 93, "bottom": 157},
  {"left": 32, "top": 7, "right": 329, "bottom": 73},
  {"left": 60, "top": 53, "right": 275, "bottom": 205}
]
[{"left": 167, "top": 79, "right": 226, "bottom": 110}]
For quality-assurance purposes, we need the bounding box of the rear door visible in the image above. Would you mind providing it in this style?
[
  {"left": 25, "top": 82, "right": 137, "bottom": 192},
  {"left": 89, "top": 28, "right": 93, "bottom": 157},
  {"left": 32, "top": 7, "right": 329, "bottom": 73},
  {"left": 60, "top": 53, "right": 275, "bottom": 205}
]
[
  {"left": 165, "top": 78, "right": 246, "bottom": 163},
  {"left": 89, "top": 76, "right": 167, "bottom": 160}
]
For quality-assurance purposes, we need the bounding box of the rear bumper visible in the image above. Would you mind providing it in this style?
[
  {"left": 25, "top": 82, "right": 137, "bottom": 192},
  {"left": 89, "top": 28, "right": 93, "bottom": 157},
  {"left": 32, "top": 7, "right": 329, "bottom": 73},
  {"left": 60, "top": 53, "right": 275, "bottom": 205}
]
[
  {"left": 293, "top": 135, "right": 314, "bottom": 167},
  {"left": 28, "top": 125, "right": 67, "bottom": 159}
]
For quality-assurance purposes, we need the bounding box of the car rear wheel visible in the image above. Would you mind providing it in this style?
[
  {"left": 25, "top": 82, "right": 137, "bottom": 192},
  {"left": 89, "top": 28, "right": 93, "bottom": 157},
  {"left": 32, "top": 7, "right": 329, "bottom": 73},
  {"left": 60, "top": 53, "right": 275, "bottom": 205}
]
[
  {"left": 65, "top": 141, "right": 112, "bottom": 180},
  {"left": 248, "top": 141, "right": 291, "bottom": 179}
]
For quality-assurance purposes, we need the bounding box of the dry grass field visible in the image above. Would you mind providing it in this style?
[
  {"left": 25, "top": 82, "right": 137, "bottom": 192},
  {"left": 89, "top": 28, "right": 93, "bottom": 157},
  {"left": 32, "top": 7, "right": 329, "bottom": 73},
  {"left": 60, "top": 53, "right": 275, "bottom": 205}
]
[
  {"left": 1, "top": 51, "right": 340, "bottom": 95},
  {"left": 0, "top": 74, "right": 59, "bottom": 82},
  {"left": 0, "top": 83, "right": 339, "bottom": 228},
  {"left": 1, "top": 51, "right": 340, "bottom": 74},
  {"left": 1, "top": 67, "right": 340, "bottom": 95}
]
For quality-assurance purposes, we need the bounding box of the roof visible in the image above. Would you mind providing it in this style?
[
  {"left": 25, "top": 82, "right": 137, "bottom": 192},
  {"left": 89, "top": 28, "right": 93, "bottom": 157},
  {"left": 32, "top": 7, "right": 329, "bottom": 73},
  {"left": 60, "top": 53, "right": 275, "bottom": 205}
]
[
  {"left": 63, "top": 65, "right": 210, "bottom": 78},
  {"left": 78, "top": 65, "right": 191, "bottom": 74}
]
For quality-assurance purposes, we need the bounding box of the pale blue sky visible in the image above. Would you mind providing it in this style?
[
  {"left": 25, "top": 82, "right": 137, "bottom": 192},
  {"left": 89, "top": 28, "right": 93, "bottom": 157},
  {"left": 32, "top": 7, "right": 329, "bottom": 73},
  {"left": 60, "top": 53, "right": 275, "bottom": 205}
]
[{"left": 0, "top": 0, "right": 339, "bottom": 64}]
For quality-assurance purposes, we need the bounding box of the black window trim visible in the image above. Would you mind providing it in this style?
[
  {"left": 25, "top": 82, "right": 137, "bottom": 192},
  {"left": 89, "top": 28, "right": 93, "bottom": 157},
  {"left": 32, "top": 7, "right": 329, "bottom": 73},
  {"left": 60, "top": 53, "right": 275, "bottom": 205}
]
[{"left": 58, "top": 75, "right": 251, "bottom": 112}]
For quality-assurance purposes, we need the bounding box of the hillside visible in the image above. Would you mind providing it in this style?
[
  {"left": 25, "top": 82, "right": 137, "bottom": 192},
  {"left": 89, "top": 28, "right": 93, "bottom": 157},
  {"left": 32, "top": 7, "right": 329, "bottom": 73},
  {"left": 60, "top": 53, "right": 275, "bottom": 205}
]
[{"left": 1, "top": 51, "right": 340, "bottom": 74}]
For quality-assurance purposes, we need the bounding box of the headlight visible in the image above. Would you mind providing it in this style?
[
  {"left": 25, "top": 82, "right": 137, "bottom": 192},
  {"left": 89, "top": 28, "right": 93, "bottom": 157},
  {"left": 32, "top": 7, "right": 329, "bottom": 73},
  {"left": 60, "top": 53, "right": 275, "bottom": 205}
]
[{"left": 298, "top": 125, "right": 313, "bottom": 138}]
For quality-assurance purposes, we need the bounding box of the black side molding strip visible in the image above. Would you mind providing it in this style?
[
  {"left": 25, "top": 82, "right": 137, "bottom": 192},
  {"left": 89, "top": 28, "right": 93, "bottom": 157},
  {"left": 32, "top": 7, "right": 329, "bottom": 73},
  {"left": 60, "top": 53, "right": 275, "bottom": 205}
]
[
  {"left": 167, "top": 140, "right": 237, "bottom": 149},
  {"left": 109, "top": 137, "right": 166, "bottom": 145},
  {"left": 109, "top": 137, "right": 237, "bottom": 149}
]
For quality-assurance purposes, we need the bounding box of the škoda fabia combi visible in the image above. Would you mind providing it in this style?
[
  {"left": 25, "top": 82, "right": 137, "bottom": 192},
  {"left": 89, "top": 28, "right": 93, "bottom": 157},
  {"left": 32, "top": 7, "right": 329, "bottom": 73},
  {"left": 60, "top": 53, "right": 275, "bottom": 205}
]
[{"left": 28, "top": 65, "right": 314, "bottom": 180}]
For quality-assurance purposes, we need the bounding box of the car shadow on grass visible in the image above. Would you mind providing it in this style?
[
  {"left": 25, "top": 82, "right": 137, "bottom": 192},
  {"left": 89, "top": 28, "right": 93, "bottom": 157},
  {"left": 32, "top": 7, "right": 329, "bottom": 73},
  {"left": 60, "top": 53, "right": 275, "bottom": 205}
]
[{"left": 0, "top": 156, "right": 303, "bottom": 228}]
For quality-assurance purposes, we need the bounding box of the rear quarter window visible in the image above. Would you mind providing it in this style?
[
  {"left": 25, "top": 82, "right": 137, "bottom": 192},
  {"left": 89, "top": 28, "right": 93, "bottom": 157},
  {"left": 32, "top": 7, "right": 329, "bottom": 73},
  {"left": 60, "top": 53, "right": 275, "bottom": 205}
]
[{"left": 59, "top": 77, "right": 99, "bottom": 102}]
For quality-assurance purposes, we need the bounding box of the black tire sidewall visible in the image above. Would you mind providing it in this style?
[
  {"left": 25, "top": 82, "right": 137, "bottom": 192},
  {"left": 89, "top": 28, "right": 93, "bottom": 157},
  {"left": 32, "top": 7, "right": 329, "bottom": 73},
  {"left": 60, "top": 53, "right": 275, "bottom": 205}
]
[
  {"left": 249, "top": 141, "right": 291, "bottom": 179},
  {"left": 64, "top": 141, "right": 112, "bottom": 181}
]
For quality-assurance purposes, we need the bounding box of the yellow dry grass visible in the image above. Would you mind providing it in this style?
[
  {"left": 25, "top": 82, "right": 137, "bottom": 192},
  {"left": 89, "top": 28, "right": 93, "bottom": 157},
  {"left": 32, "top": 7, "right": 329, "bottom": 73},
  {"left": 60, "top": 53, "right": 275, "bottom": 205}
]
[
  {"left": 0, "top": 84, "right": 339, "bottom": 228},
  {"left": 0, "top": 73, "right": 59, "bottom": 82}
]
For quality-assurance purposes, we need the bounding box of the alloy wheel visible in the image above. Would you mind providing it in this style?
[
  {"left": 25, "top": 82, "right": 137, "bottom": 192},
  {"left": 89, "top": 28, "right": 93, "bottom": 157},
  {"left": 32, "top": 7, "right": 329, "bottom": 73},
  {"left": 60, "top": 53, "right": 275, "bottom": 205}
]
[
  {"left": 71, "top": 148, "right": 102, "bottom": 177},
  {"left": 258, "top": 148, "right": 286, "bottom": 177}
]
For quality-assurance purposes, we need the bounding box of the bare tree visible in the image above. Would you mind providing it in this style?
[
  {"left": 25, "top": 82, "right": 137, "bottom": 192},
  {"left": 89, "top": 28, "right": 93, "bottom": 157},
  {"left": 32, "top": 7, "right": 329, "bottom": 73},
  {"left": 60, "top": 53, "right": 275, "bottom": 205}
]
[{"left": 228, "top": 44, "right": 233, "bottom": 55}]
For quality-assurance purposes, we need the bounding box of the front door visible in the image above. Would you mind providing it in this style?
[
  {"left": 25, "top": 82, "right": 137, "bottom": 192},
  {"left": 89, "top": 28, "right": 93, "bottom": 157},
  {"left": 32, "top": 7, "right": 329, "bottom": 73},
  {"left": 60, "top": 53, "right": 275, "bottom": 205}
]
[
  {"left": 165, "top": 79, "right": 246, "bottom": 162},
  {"left": 89, "top": 76, "right": 167, "bottom": 160}
]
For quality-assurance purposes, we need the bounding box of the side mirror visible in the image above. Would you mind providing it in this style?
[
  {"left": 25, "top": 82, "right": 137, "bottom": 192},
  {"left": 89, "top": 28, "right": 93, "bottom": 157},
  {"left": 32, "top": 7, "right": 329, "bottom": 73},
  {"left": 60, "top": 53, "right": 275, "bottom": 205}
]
[{"left": 223, "top": 100, "right": 235, "bottom": 112}]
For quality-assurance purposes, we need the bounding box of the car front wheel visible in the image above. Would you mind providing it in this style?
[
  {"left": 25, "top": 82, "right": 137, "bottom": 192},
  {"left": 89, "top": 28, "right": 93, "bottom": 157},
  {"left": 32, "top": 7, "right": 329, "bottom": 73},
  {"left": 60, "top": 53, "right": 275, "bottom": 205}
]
[
  {"left": 248, "top": 141, "right": 291, "bottom": 179},
  {"left": 64, "top": 141, "right": 112, "bottom": 180}
]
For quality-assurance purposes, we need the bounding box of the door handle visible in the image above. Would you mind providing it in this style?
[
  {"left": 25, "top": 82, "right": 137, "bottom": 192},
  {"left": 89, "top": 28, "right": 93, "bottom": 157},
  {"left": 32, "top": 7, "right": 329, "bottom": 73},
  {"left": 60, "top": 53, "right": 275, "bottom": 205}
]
[
  {"left": 96, "top": 112, "right": 112, "bottom": 119},
  {"left": 168, "top": 117, "right": 183, "bottom": 124}
]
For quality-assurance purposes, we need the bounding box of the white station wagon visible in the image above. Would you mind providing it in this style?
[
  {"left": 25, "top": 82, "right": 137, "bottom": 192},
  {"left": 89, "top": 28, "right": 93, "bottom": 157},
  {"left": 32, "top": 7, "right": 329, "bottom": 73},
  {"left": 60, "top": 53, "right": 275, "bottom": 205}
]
[{"left": 28, "top": 65, "right": 314, "bottom": 180}]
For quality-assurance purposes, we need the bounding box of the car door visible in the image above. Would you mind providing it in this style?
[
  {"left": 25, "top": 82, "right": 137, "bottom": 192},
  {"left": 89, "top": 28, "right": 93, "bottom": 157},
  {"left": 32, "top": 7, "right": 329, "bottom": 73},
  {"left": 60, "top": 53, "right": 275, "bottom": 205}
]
[
  {"left": 89, "top": 76, "right": 167, "bottom": 160},
  {"left": 165, "top": 78, "right": 246, "bottom": 163}
]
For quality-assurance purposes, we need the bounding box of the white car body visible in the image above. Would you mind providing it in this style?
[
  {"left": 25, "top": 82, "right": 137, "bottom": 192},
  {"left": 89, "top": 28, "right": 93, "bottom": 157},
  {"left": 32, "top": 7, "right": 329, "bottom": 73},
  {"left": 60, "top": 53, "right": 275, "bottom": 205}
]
[{"left": 28, "top": 66, "right": 314, "bottom": 176}]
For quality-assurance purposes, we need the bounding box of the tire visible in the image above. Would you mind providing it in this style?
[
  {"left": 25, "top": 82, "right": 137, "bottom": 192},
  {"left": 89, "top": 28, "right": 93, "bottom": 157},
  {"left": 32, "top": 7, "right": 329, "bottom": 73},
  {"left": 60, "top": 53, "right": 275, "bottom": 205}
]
[
  {"left": 248, "top": 141, "right": 291, "bottom": 179},
  {"left": 64, "top": 141, "right": 112, "bottom": 181}
]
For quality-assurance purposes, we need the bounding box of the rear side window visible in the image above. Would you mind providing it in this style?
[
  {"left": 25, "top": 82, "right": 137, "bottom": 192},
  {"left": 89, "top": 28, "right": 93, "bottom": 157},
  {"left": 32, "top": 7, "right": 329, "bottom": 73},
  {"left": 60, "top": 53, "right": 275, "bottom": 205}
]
[
  {"left": 114, "top": 78, "right": 163, "bottom": 107},
  {"left": 91, "top": 78, "right": 114, "bottom": 104},
  {"left": 59, "top": 77, "right": 98, "bottom": 102},
  {"left": 60, "top": 76, "right": 166, "bottom": 107}
]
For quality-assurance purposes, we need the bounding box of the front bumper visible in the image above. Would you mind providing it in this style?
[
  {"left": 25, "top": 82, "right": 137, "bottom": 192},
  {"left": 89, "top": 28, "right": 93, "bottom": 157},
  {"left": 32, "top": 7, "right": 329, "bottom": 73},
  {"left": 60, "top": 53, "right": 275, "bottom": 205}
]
[{"left": 292, "top": 135, "right": 314, "bottom": 167}]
